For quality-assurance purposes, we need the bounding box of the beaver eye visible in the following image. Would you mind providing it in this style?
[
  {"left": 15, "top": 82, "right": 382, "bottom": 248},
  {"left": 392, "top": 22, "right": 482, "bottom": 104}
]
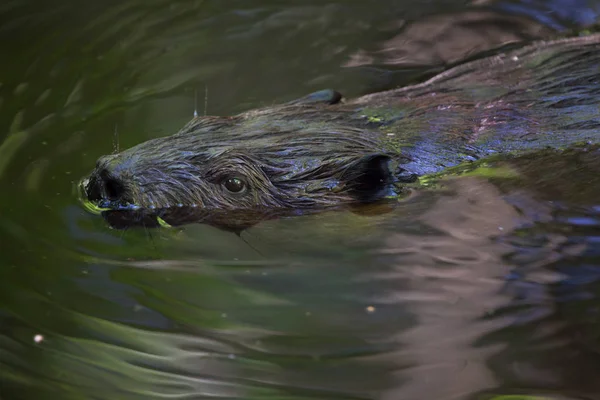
[{"left": 223, "top": 177, "right": 247, "bottom": 194}]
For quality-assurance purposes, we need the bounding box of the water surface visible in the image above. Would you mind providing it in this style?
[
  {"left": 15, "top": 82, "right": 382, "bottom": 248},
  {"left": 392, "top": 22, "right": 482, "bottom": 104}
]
[{"left": 1, "top": 1, "right": 600, "bottom": 399}]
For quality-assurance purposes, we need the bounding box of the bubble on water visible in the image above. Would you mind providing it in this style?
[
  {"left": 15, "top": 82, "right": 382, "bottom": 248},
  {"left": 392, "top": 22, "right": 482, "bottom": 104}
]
[
  {"left": 33, "top": 334, "right": 44, "bottom": 343},
  {"left": 366, "top": 306, "right": 376, "bottom": 313}
]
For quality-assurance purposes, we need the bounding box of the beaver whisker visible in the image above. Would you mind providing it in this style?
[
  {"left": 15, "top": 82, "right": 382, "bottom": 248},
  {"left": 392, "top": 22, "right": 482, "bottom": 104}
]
[
  {"left": 167, "top": 162, "right": 201, "bottom": 172},
  {"left": 113, "top": 123, "right": 120, "bottom": 154},
  {"left": 171, "top": 170, "right": 203, "bottom": 186},
  {"left": 170, "top": 181, "right": 204, "bottom": 205}
]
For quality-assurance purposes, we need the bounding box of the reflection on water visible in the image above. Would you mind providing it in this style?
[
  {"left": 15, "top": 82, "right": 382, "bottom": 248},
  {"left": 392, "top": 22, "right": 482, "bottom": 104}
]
[{"left": 1, "top": 1, "right": 600, "bottom": 400}]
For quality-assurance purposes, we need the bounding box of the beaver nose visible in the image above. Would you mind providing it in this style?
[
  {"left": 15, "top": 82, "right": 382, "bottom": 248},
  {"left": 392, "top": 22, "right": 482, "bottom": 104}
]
[{"left": 86, "top": 167, "right": 126, "bottom": 203}]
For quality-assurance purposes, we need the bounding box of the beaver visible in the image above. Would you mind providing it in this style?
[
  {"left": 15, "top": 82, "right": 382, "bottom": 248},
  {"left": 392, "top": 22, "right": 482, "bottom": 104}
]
[{"left": 82, "top": 34, "right": 600, "bottom": 230}]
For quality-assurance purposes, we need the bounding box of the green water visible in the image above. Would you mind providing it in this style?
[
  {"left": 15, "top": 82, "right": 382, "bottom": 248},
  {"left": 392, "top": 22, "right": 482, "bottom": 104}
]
[{"left": 1, "top": 1, "right": 600, "bottom": 399}]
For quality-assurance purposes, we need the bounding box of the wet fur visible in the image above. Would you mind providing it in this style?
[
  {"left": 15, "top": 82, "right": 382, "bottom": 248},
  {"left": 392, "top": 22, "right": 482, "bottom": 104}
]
[{"left": 85, "top": 34, "right": 600, "bottom": 219}]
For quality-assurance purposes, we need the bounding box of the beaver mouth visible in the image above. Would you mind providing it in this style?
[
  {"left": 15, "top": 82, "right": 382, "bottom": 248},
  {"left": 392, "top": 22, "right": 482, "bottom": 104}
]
[
  {"left": 78, "top": 177, "right": 155, "bottom": 228},
  {"left": 77, "top": 178, "right": 335, "bottom": 231},
  {"left": 81, "top": 170, "right": 140, "bottom": 210}
]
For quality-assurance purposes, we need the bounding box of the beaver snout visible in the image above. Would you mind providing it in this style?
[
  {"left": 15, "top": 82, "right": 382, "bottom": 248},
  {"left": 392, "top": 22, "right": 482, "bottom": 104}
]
[{"left": 85, "top": 163, "right": 128, "bottom": 207}]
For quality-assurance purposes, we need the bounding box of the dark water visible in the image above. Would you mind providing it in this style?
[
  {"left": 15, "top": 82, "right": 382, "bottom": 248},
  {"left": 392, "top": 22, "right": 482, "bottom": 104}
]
[{"left": 1, "top": 1, "right": 600, "bottom": 399}]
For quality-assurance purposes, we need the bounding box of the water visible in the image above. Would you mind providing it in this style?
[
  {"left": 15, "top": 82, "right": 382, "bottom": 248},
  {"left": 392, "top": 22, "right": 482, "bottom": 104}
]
[{"left": 1, "top": 1, "right": 600, "bottom": 399}]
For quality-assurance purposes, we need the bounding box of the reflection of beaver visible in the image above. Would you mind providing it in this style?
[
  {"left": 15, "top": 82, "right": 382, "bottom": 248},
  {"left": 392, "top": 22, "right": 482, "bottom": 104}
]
[{"left": 83, "top": 34, "right": 600, "bottom": 229}]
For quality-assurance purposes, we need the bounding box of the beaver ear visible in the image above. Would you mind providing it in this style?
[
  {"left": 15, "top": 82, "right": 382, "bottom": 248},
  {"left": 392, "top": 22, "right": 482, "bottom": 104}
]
[
  {"left": 342, "top": 154, "right": 395, "bottom": 202},
  {"left": 286, "top": 89, "right": 343, "bottom": 106}
]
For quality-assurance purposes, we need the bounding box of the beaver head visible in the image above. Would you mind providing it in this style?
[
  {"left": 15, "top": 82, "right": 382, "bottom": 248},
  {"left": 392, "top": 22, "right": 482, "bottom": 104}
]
[{"left": 83, "top": 92, "right": 408, "bottom": 229}]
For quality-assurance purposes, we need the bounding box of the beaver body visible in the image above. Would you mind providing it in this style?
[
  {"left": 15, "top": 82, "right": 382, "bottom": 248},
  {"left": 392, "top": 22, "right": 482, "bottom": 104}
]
[{"left": 83, "top": 34, "right": 600, "bottom": 229}]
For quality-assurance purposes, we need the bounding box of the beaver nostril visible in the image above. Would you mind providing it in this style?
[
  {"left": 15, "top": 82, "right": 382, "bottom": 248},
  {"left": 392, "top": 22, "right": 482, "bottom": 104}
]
[
  {"left": 86, "top": 168, "right": 126, "bottom": 203},
  {"left": 103, "top": 174, "right": 125, "bottom": 201},
  {"left": 85, "top": 175, "right": 103, "bottom": 202}
]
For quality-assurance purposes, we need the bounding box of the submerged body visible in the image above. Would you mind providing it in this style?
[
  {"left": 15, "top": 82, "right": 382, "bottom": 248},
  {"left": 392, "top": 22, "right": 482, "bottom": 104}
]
[{"left": 84, "top": 34, "right": 600, "bottom": 229}]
